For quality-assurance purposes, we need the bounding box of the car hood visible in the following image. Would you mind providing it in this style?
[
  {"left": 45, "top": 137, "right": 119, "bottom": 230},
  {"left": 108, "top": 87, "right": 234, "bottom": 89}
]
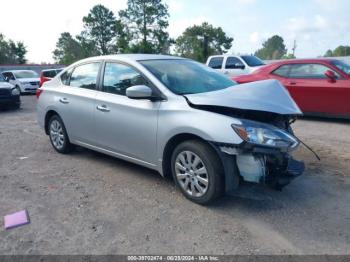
[
  {"left": 184, "top": 79, "right": 302, "bottom": 115},
  {"left": 0, "top": 82, "right": 14, "bottom": 89},
  {"left": 18, "top": 78, "right": 40, "bottom": 83}
]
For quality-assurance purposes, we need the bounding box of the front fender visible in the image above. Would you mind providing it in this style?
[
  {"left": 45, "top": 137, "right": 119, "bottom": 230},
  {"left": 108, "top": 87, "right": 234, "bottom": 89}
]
[{"left": 156, "top": 100, "right": 244, "bottom": 171}]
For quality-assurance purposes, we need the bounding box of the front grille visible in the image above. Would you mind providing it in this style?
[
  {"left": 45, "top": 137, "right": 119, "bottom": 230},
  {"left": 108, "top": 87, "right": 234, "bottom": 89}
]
[
  {"left": 30, "top": 81, "right": 39, "bottom": 86},
  {"left": 0, "top": 89, "right": 10, "bottom": 96}
]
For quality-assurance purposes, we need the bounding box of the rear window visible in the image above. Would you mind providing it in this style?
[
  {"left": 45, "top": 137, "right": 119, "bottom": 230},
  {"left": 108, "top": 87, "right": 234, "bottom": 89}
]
[
  {"left": 208, "top": 57, "right": 223, "bottom": 69},
  {"left": 272, "top": 65, "right": 291, "bottom": 77}
]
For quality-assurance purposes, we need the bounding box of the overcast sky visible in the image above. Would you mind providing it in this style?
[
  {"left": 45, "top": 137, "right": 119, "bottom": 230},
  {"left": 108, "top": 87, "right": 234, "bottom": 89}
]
[{"left": 0, "top": 0, "right": 349, "bottom": 63}]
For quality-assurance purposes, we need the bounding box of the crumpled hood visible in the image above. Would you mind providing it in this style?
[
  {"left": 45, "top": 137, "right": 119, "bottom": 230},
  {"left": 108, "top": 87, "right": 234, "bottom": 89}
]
[
  {"left": 0, "top": 82, "right": 14, "bottom": 89},
  {"left": 185, "top": 79, "right": 302, "bottom": 115}
]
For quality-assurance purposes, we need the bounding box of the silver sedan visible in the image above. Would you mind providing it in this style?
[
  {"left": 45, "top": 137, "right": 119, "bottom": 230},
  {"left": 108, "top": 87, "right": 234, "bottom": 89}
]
[{"left": 37, "top": 54, "right": 304, "bottom": 205}]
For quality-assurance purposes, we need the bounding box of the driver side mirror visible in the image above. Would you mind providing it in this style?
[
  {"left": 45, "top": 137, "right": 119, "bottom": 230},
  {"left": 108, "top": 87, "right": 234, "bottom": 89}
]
[
  {"left": 4, "top": 76, "right": 9, "bottom": 82},
  {"left": 325, "top": 70, "right": 337, "bottom": 83},
  {"left": 126, "top": 85, "right": 155, "bottom": 100}
]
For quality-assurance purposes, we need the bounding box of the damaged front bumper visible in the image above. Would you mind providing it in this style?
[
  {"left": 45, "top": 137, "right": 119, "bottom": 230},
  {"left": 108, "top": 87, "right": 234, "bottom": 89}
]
[{"left": 213, "top": 142, "right": 305, "bottom": 192}]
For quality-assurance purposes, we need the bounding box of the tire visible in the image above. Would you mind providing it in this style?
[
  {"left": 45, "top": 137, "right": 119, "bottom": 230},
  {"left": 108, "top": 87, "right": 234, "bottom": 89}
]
[
  {"left": 171, "top": 140, "right": 225, "bottom": 205},
  {"left": 48, "top": 115, "right": 73, "bottom": 154}
]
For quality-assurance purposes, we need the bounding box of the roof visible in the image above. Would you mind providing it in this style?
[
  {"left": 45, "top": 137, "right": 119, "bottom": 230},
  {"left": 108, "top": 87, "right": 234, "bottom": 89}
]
[
  {"left": 78, "top": 54, "right": 185, "bottom": 64},
  {"left": 269, "top": 58, "right": 339, "bottom": 66}
]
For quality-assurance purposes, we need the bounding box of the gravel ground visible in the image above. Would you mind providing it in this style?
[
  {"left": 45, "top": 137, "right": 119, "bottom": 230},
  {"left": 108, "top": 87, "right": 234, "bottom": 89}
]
[{"left": 0, "top": 96, "right": 349, "bottom": 255}]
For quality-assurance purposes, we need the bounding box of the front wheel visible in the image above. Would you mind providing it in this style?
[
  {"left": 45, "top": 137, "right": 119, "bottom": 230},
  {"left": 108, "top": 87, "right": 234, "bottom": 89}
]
[
  {"left": 171, "top": 140, "right": 225, "bottom": 205},
  {"left": 48, "top": 115, "right": 73, "bottom": 154}
]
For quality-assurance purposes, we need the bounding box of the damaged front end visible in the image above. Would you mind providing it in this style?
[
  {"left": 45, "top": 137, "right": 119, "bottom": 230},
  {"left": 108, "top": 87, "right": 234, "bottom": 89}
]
[
  {"left": 217, "top": 119, "right": 305, "bottom": 191},
  {"left": 184, "top": 79, "right": 306, "bottom": 191}
]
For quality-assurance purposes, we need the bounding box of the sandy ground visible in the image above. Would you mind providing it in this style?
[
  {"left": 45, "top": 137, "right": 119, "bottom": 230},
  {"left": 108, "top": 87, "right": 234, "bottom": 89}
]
[{"left": 0, "top": 95, "right": 349, "bottom": 255}]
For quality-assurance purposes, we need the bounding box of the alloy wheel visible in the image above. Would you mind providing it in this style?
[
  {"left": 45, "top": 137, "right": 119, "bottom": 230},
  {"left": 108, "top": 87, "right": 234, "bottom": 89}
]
[
  {"left": 49, "top": 120, "right": 65, "bottom": 150},
  {"left": 175, "top": 151, "right": 209, "bottom": 197}
]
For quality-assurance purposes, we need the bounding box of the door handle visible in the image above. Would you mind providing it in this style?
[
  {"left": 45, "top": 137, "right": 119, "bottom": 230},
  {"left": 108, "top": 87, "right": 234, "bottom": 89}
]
[
  {"left": 224, "top": 71, "right": 229, "bottom": 75},
  {"left": 289, "top": 82, "right": 297, "bottom": 85},
  {"left": 59, "top": 98, "right": 69, "bottom": 104},
  {"left": 96, "top": 105, "right": 110, "bottom": 112}
]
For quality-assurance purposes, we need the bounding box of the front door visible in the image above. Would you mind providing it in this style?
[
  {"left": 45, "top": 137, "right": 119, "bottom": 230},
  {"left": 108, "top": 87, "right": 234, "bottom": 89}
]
[
  {"left": 285, "top": 63, "right": 349, "bottom": 116},
  {"left": 224, "top": 57, "right": 249, "bottom": 77}
]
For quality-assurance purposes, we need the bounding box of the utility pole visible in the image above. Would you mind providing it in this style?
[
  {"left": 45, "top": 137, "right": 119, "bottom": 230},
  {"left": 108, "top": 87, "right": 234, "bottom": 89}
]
[{"left": 292, "top": 39, "right": 297, "bottom": 57}]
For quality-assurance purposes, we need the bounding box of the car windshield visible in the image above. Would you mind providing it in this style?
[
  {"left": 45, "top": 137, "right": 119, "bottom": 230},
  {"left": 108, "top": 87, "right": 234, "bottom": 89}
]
[
  {"left": 13, "top": 71, "right": 39, "bottom": 79},
  {"left": 331, "top": 60, "right": 350, "bottom": 76},
  {"left": 140, "top": 59, "right": 237, "bottom": 95},
  {"left": 241, "top": 55, "right": 265, "bottom": 67}
]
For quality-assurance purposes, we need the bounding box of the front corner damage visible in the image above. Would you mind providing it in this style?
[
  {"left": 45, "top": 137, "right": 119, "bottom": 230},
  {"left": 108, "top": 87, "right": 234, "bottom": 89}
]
[{"left": 215, "top": 142, "right": 305, "bottom": 192}]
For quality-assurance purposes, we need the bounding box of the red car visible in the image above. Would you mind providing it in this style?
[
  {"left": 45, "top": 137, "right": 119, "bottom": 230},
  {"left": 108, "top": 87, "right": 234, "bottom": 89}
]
[
  {"left": 39, "top": 68, "right": 64, "bottom": 87},
  {"left": 233, "top": 59, "right": 350, "bottom": 118}
]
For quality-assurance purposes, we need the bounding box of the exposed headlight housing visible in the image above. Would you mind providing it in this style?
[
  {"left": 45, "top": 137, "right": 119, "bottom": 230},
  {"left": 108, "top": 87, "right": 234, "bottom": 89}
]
[
  {"left": 11, "top": 88, "right": 20, "bottom": 96},
  {"left": 232, "top": 120, "right": 299, "bottom": 151}
]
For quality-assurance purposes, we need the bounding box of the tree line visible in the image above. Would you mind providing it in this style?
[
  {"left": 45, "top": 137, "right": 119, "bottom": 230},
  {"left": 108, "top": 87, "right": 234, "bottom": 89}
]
[
  {"left": 0, "top": 33, "right": 27, "bottom": 64},
  {"left": 53, "top": 0, "right": 234, "bottom": 64},
  {"left": 1, "top": 0, "right": 350, "bottom": 65}
]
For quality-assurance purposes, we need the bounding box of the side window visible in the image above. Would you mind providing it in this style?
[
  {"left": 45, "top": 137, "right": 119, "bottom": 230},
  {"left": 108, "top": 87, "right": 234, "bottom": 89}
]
[
  {"left": 208, "top": 57, "right": 223, "bottom": 69},
  {"left": 69, "top": 63, "right": 100, "bottom": 90},
  {"left": 60, "top": 68, "right": 73, "bottom": 85},
  {"left": 289, "top": 64, "right": 340, "bottom": 79},
  {"left": 3, "top": 72, "right": 15, "bottom": 80},
  {"left": 102, "top": 62, "right": 148, "bottom": 96},
  {"left": 272, "top": 65, "right": 291, "bottom": 77},
  {"left": 225, "top": 57, "right": 244, "bottom": 69}
]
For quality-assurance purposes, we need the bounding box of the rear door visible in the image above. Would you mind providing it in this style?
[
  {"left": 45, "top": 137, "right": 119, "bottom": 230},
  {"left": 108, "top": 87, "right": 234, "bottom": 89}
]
[
  {"left": 94, "top": 61, "right": 160, "bottom": 165},
  {"left": 223, "top": 56, "right": 249, "bottom": 77},
  {"left": 284, "top": 63, "right": 349, "bottom": 115},
  {"left": 58, "top": 62, "right": 101, "bottom": 145}
]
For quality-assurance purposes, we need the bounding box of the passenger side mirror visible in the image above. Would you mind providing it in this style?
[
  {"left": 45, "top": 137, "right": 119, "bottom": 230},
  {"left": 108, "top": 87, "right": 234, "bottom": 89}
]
[
  {"left": 126, "top": 85, "right": 154, "bottom": 100},
  {"left": 325, "top": 70, "right": 337, "bottom": 83},
  {"left": 4, "top": 76, "right": 9, "bottom": 82}
]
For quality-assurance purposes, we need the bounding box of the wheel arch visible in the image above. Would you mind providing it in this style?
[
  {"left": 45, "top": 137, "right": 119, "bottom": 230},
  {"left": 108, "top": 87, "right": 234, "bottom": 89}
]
[
  {"left": 162, "top": 133, "right": 219, "bottom": 179},
  {"left": 161, "top": 132, "right": 240, "bottom": 194},
  {"left": 44, "top": 110, "right": 60, "bottom": 135}
]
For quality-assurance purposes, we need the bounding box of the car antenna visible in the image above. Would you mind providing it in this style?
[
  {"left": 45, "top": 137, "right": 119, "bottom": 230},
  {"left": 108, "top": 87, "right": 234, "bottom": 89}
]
[{"left": 295, "top": 136, "right": 321, "bottom": 161}]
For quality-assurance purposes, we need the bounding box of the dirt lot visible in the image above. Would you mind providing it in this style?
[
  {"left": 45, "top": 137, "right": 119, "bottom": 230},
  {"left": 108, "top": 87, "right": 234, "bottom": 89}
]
[{"left": 0, "top": 95, "right": 350, "bottom": 255}]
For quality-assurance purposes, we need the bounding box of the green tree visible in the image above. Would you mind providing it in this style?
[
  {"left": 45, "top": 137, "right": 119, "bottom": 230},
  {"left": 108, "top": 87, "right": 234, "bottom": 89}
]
[
  {"left": 119, "top": 0, "right": 171, "bottom": 53},
  {"left": 324, "top": 45, "right": 350, "bottom": 57},
  {"left": 52, "top": 32, "right": 84, "bottom": 65},
  {"left": 324, "top": 49, "right": 333, "bottom": 57},
  {"left": 10, "top": 41, "right": 27, "bottom": 64},
  {"left": 175, "top": 22, "right": 233, "bottom": 62},
  {"left": 282, "top": 53, "right": 296, "bottom": 59},
  {"left": 255, "top": 35, "right": 287, "bottom": 60},
  {"left": 82, "top": 5, "right": 118, "bottom": 55},
  {"left": 0, "top": 33, "right": 27, "bottom": 64}
]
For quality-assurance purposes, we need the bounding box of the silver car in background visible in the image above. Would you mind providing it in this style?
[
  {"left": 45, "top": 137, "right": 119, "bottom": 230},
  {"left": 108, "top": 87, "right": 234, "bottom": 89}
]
[{"left": 37, "top": 54, "right": 304, "bottom": 205}]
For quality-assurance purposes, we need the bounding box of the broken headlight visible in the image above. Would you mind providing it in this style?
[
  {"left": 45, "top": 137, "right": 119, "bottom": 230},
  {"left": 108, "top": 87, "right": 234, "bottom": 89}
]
[{"left": 232, "top": 120, "right": 299, "bottom": 150}]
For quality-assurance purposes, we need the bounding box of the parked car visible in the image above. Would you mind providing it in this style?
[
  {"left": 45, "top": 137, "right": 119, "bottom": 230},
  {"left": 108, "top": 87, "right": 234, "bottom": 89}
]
[
  {"left": 233, "top": 59, "right": 350, "bottom": 119},
  {"left": 0, "top": 74, "right": 20, "bottom": 109},
  {"left": 37, "top": 54, "right": 304, "bottom": 205},
  {"left": 2, "top": 70, "right": 40, "bottom": 94},
  {"left": 40, "top": 68, "right": 64, "bottom": 87},
  {"left": 206, "top": 55, "right": 265, "bottom": 77}
]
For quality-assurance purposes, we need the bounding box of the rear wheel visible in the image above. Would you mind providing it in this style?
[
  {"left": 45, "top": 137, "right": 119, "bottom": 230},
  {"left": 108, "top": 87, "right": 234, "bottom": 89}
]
[
  {"left": 171, "top": 140, "right": 224, "bottom": 205},
  {"left": 48, "top": 115, "right": 73, "bottom": 154}
]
